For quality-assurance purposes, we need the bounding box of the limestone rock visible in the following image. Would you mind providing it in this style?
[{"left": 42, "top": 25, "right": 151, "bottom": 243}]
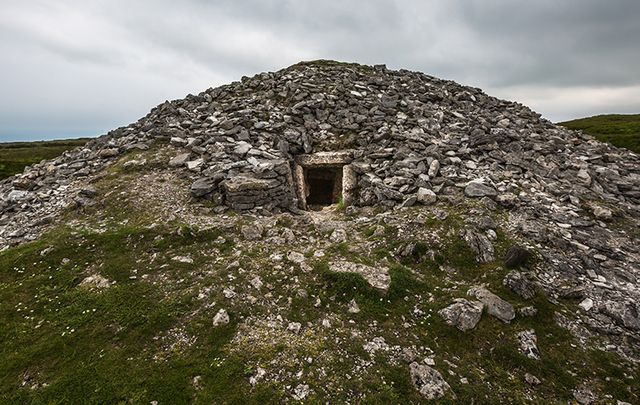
[
  {"left": 329, "top": 260, "right": 391, "bottom": 291},
  {"left": 428, "top": 159, "right": 440, "bottom": 178},
  {"left": 79, "top": 274, "right": 111, "bottom": 290},
  {"left": 600, "top": 300, "right": 640, "bottom": 331},
  {"left": 241, "top": 223, "right": 264, "bottom": 241},
  {"left": 329, "top": 228, "right": 347, "bottom": 243},
  {"left": 503, "top": 270, "right": 536, "bottom": 299},
  {"left": 169, "top": 153, "right": 191, "bottom": 167},
  {"left": 468, "top": 286, "right": 515, "bottom": 323},
  {"left": 438, "top": 299, "right": 483, "bottom": 331},
  {"left": 524, "top": 373, "right": 541, "bottom": 386},
  {"left": 409, "top": 362, "right": 451, "bottom": 400},
  {"left": 464, "top": 181, "right": 497, "bottom": 198},
  {"left": 212, "top": 309, "right": 229, "bottom": 326},
  {"left": 190, "top": 176, "right": 222, "bottom": 197},
  {"left": 416, "top": 187, "right": 437, "bottom": 205},
  {"left": 517, "top": 329, "right": 540, "bottom": 359},
  {"left": 463, "top": 229, "right": 494, "bottom": 263}
]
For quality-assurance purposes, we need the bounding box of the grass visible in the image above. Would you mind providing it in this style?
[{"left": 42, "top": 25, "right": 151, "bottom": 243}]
[
  {"left": 0, "top": 138, "right": 90, "bottom": 180},
  {"left": 558, "top": 114, "right": 640, "bottom": 153},
  {"left": 0, "top": 224, "right": 263, "bottom": 404},
  {"left": 0, "top": 147, "right": 638, "bottom": 403}
]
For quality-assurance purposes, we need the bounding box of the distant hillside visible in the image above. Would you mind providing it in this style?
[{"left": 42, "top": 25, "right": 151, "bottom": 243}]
[
  {"left": 558, "top": 114, "right": 640, "bottom": 153},
  {"left": 0, "top": 139, "right": 89, "bottom": 180}
]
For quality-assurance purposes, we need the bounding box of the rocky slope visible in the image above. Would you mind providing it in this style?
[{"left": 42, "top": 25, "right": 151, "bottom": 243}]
[{"left": 1, "top": 60, "right": 639, "bottom": 403}]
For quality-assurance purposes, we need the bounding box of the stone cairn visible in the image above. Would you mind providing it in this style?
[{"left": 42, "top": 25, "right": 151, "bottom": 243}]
[{"left": 1, "top": 61, "right": 640, "bottom": 357}]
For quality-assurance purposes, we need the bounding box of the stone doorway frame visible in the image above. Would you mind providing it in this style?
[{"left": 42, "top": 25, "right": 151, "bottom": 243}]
[{"left": 293, "top": 151, "right": 356, "bottom": 210}]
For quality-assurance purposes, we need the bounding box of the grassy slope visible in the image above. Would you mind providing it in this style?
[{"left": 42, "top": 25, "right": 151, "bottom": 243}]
[
  {"left": 0, "top": 139, "right": 90, "bottom": 180},
  {"left": 0, "top": 146, "right": 638, "bottom": 403},
  {"left": 558, "top": 114, "right": 640, "bottom": 153}
]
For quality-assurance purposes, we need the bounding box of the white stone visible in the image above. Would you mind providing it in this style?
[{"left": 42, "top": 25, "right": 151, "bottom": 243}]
[
  {"left": 417, "top": 188, "right": 437, "bottom": 205},
  {"left": 212, "top": 309, "right": 229, "bottom": 326},
  {"left": 579, "top": 298, "right": 594, "bottom": 311}
]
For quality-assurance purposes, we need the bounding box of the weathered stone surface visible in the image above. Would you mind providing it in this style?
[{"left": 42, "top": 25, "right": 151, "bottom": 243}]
[
  {"left": 190, "top": 176, "right": 222, "bottom": 197},
  {"left": 409, "top": 362, "right": 451, "bottom": 399},
  {"left": 241, "top": 223, "right": 264, "bottom": 241},
  {"left": 464, "top": 181, "right": 497, "bottom": 198},
  {"left": 1, "top": 60, "right": 640, "bottom": 365},
  {"left": 503, "top": 271, "right": 536, "bottom": 299},
  {"left": 79, "top": 274, "right": 111, "bottom": 290},
  {"left": 329, "top": 260, "right": 391, "bottom": 291},
  {"left": 468, "top": 286, "right": 515, "bottom": 323},
  {"left": 169, "top": 153, "right": 191, "bottom": 167},
  {"left": 600, "top": 301, "right": 640, "bottom": 331},
  {"left": 438, "top": 299, "right": 483, "bottom": 331},
  {"left": 517, "top": 329, "right": 540, "bottom": 359},
  {"left": 212, "top": 309, "right": 229, "bottom": 326},
  {"left": 525, "top": 373, "right": 541, "bottom": 386},
  {"left": 428, "top": 159, "right": 440, "bottom": 178},
  {"left": 416, "top": 187, "right": 437, "bottom": 205},
  {"left": 463, "top": 229, "right": 494, "bottom": 263}
]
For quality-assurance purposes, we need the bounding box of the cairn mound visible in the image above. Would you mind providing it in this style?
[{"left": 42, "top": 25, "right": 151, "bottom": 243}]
[{"left": 1, "top": 60, "right": 640, "bottom": 402}]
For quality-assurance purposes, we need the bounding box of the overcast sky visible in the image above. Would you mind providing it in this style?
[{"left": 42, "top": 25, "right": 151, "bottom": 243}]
[{"left": 1, "top": 0, "right": 639, "bottom": 142}]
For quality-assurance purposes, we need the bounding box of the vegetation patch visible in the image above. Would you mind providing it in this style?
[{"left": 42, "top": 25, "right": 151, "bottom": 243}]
[{"left": 559, "top": 114, "right": 640, "bottom": 153}]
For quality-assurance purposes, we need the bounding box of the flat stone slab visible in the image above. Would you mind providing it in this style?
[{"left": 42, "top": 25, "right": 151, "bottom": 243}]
[
  {"left": 329, "top": 260, "right": 391, "bottom": 291},
  {"left": 468, "top": 286, "right": 515, "bottom": 323}
]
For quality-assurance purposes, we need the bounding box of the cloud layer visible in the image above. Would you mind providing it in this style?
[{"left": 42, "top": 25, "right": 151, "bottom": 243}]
[{"left": 1, "top": 0, "right": 638, "bottom": 141}]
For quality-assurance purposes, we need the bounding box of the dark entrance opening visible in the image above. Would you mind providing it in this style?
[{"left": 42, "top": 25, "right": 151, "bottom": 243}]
[{"left": 306, "top": 167, "right": 343, "bottom": 207}]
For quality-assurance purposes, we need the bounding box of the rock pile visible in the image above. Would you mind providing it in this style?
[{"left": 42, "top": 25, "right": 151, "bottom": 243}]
[{"left": 1, "top": 59, "right": 639, "bottom": 363}]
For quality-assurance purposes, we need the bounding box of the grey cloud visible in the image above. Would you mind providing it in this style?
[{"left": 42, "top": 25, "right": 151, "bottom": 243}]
[{"left": 0, "top": 0, "right": 638, "bottom": 140}]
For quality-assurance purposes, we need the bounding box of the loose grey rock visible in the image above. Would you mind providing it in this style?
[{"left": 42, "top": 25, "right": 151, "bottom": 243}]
[
  {"left": 241, "top": 223, "right": 264, "bottom": 241},
  {"left": 524, "top": 373, "right": 541, "bottom": 386},
  {"left": 329, "top": 260, "right": 391, "bottom": 290},
  {"left": 600, "top": 300, "right": 640, "bottom": 331},
  {"left": 438, "top": 299, "right": 483, "bottom": 331},
  {"left": 573, "top": 382, "right": 597, "bottom": 405},
  {"left": 592, "top": 206, "right": 612, "bottom": 220},
  {"left": 329, "top": 228, "right": 347, "bottom": 243},
  {"left": 503, "top": 270, "right": 536, "bottom": 299},
  {"left": 348, "top": 299, "right": 360, "bottom": 314},
  {"left": 190, "top": 176, "right": 221, "bottom": 198},
  {"left": 416, "top": 188, "right": 437, "bottom": 205},
  {"left": 517, "top": 329, "right": 540, "bottom": 359},
  {"left": 409, "top": 362, "right": 451, "bottom": 400},
  {"left": 428, "top": 159, "right": 440, "bottom": 178},
  {"left": 579, "top": 298, "right": 594, "bottom": 312},
  {"left": 287, "top": 251, "right": 305, "bottom": 264},
  {"left": 212, "top": 309, "right": 230, "bottom": 326},
  {"left": 79, "top": 274, "right": 111, "bottom": 290},
  {"left": 464, "top": 181, "right": 497, "bottom": 198},
  {"left": 468, "top": 286, "right": 515, "bottom": 323},
  {"left": 292, "top": 384, "right": 310, "bottom": 400},
  {"left": 169, "top": 153, "right": 191, "bottom": 167}
]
